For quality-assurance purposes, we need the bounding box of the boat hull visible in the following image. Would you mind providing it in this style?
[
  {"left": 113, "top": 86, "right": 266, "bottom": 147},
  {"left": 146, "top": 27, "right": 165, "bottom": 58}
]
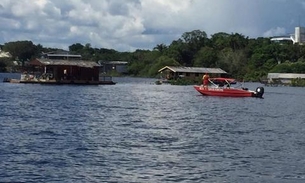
[{"left": 194, "top": 85, "right": 261, "bottom": 98}]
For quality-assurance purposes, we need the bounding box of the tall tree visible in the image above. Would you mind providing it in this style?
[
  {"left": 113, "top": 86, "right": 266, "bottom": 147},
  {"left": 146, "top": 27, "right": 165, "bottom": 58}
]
[
  {"left": 228, "top": 33, "right": 248, "bottom": 51},
  {"left": 210, "top": 32, "right": 230, "bottom": 50},
  {"left": 218, "top": 48, "right": 248, "bottom": 79},
  {"left": 179, "top": 30, "right": 208, "bottom": 66},
  {"left": 153, "top": 43, "right": 168, "bottom": 53},
  {"left": 148, "top": 56, "right": 180, "bottom": 77},
  {"left": 193, "top": 46, "right": 217, "bottom": 67},
  {"left": 69, "top": 43, "right": 84, "bottom": 53},
  {"left": 3, "top": 40, "right": 38, "bottom": 61}
]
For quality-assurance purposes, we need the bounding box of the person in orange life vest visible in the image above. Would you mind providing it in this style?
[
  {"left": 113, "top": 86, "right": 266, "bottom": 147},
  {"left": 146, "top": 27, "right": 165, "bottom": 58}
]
[{"left": 202, "top": 73, "right": 210, "bottom": 87}]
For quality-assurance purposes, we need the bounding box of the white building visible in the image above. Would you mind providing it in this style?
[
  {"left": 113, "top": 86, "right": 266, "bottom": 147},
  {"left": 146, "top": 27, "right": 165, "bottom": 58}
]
[
  {"left": 290, "top": 27, "right": 305, "bottom": 44},
  {"left": 271, "top": 27, "right": 305, "bottom": 45},
  {"left": 0, "top": 49, "right": 12, "bottom": 58}
]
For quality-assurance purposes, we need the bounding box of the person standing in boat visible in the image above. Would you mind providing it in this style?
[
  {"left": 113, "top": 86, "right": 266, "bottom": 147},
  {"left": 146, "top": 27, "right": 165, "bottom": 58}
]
[{"left": 202, "top": 73, "right": 210, "bottom": 87}]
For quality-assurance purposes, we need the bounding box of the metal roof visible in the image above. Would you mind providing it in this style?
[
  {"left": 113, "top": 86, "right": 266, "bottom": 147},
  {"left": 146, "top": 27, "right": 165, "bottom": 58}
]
[
  {"left": 46, "top": 54, "right": 82, "bottom": 57},
  {"left": 267, "top": 73, "right": 305, "bottom": 79},
  {"left": 270, "top": 36, "right": 292, "bottom": 41},
  {"left": 100, "top": 61, "right": 128, "bottom": 65},
  {"left": 158, "top": 66, "right": 227, "bottom": 74},
  {"left": 35, "top": 59, "right": 100, "bottom": 68}
]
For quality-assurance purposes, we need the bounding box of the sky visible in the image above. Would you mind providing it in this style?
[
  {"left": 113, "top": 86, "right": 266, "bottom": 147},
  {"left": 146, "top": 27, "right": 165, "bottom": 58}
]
[{"left": 0, "top": 0, "right": 305, "bottom": 52}]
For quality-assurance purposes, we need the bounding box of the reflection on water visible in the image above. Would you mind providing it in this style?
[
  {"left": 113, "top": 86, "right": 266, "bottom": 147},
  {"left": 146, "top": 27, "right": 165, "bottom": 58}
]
[{"left": 1, "top": 73, "right": 305, "bottom": 182}]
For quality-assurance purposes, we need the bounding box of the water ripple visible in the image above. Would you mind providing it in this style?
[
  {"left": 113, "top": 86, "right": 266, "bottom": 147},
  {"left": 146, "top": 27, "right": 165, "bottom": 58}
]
[{"left": 1, "top": 76, "right": 305, "bottom": 182}]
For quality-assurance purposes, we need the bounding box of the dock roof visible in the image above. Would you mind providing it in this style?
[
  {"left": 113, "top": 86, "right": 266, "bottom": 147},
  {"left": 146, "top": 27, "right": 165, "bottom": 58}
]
[
  {"left": 46, "top": 54, "right": 82, "bottom": 58},
  {"left": 31, "top": 59, "right": 100, "bottom": 68},
  {"left": 99, "top": 61, "right": 128, "bottom": 65},
  {"left": 267, "top": 73, "right": 305, "bottom": 79},
  {"left": 158, "top": 66, "right": 227, "bottom": 74}
]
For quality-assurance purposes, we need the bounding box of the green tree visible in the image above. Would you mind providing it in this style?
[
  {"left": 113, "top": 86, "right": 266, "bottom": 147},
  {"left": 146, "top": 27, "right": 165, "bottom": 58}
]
[
  {"left": 210, "top": 32, "right": 230, "bottom": 50},
  {"left": 0, "top": 60, "right": 7, "bottom": 72},
  {"left": 269, "top": 62, "right": 293, "bottom": 73},
  {"left": 148, "top": 56, "right": 180, "bottom": 77},
  {"left": 218, "top": 48, "right": 248, "bottom": 79},
  {"left": 3, "top": 40, "right": 38, "bottom": 61},
  {"left": 69, "top": 43, "right": 84, "bottom": 53},
  {"left": 193, "top": 46, "right": 217, "bottom": 67},
  {"left": 164, "top": 40, "right": 185, "bottom": 65},
  {"left": 291, "top": 62, "right": 305, "bottom": 73},
  {"left": 183, "top": 30, "right": 208, "bottom": 65},
  {"left": 127, "top": 50, "right": 161, "bottom": 77},
  {"left": 181, "top": 30, "right": 207, "bottom": 50},
  {"left": 228, "top": 33, "right": 248, "bottom": 51},
  {"left": 153, "top": 43, "right": 168, "bottom": 53}
]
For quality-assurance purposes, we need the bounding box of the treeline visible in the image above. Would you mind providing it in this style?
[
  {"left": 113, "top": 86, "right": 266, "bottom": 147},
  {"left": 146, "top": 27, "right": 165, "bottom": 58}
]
[{"left": 2, "top": 30, "right": 305, "bottom": 81}]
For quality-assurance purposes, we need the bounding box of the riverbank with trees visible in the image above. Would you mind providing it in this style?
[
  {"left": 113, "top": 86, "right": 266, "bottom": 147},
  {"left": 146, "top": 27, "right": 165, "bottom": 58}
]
[{"left": 1, "top": 30, "right": 305, "bottom": 86}]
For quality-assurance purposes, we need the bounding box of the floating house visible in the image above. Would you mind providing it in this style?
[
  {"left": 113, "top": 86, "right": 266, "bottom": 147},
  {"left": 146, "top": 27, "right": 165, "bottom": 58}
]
[
  {"left": 4, "top": 58, "right": 115, "bottom": 85},
  {"left": 158, "top": 66, "right": 227, "bottom": 80}
]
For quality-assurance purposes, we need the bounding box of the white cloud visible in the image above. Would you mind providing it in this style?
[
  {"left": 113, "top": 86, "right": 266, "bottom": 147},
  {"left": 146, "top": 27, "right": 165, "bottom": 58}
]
[
  {"left": 0, "top": 0, "right": 305, "bottom": 51},
  {"left": 263, "top": 27, "right": 287, "bottom": 37}
]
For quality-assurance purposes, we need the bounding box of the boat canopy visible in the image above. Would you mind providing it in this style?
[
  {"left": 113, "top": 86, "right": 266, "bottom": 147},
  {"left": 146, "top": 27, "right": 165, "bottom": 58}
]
[{"left": 209, "top": 78, "right": 237, "bottom": 84}]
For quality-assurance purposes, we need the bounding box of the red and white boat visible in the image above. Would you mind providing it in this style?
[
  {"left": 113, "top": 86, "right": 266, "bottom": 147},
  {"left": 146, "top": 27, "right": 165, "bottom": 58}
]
[{"left": 194, "top": 78, "right": 264, "bottom": 98}]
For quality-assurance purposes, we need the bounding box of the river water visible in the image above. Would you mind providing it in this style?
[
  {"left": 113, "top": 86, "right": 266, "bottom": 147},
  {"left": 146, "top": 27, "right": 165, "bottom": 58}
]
[{"left": 1, "top": 73, "right": 305, "bottom": 183}]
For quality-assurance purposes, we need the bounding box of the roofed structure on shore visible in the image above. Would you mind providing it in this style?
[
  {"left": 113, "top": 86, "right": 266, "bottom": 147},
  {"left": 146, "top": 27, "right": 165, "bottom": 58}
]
[
  {"left": 158, "top": 66, "right": 227, "bottom": 80},
  {"left": 24, "top": 58, "right": 115, "bottom": 85},
  {"left": 41, "top": 51, "right": 82, "bottom": 60},
  {"left": 30, "top": 59, "right": 99, "bottom": 68},
  {"left": 267, "top": 73, "right": 305, "bottom": 84},
  {"left": 99, "top": 60, "right": 128, "bottom": 74}
]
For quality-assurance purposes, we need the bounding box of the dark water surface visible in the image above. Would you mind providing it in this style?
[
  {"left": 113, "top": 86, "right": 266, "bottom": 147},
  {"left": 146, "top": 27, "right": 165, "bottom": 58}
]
[{"left": 1, "top": 73, "right": 305, "bottom": 183}]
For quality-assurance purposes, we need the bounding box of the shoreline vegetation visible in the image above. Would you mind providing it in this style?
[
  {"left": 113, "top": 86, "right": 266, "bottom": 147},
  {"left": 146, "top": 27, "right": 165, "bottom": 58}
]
[{"left": 1, "top": 30, "right": 305, "bottom": 86}]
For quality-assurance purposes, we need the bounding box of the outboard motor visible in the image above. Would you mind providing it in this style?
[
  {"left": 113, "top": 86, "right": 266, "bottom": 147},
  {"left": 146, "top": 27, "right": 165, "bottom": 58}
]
[{"left": 255, "top": 87, "right": 264, "bottom": 98}]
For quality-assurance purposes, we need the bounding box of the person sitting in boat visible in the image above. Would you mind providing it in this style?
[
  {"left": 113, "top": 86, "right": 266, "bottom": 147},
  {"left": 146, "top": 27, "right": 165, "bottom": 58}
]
[
  {"left": 202, "top": 73, "right": 210, "bottom": 87},
  {"left": 218, "top": 82, "right": 224, "bottom": 87}
]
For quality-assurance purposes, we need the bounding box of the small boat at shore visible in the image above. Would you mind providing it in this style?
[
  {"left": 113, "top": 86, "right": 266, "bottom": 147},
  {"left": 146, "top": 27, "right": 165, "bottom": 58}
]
[{"left": 194, "top": 78, "right": 264, "bottom": 98}]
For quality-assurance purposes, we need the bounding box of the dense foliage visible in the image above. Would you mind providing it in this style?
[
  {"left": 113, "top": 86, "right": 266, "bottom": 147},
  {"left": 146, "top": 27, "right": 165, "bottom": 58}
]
[{"left": 2, "top": 30, "right": 305, "bottom": 81}]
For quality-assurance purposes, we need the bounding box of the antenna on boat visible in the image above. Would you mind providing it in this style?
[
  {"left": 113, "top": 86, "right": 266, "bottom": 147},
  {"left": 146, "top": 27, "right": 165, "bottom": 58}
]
[{"left": 241, "top": 78, "right": 245, "bottom": 88}]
